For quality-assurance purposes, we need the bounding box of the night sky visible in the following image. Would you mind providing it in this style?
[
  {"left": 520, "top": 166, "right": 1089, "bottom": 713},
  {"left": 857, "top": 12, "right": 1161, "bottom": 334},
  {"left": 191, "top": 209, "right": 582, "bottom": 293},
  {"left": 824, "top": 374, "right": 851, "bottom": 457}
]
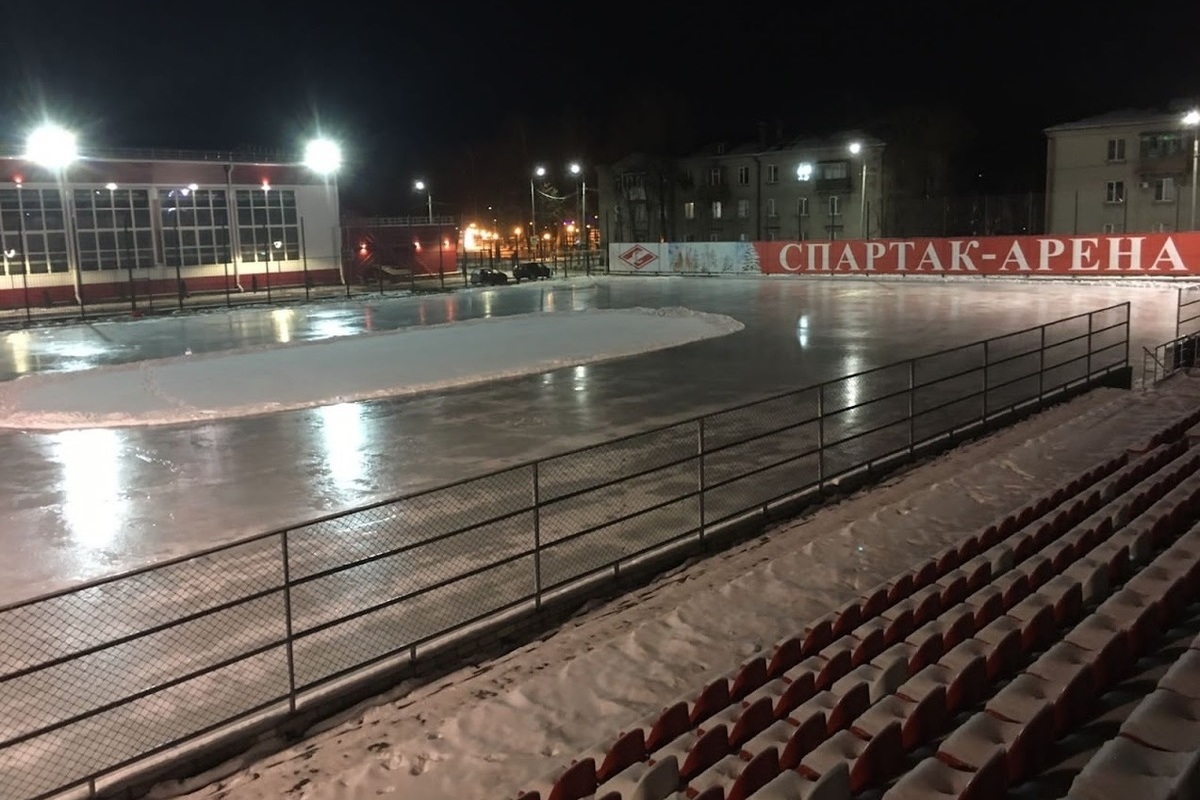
[{"left": 1, "top": 2, "right": 1194, "bottom": 218}]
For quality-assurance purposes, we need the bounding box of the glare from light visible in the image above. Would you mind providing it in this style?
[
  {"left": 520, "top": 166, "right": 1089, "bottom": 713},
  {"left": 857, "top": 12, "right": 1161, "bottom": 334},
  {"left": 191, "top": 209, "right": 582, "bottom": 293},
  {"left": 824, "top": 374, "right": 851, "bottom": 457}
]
[
  {"left": 180, "top": 187, "right": 190, "bottom": 196},
  {"left": 796, "top": 162, "right": 813, "bottom": 181},
  {"left": 261, "top": 180, "right": 270, "bottom": 190},
  {"left": 513, "top": 226, "right": 523, "bottom": 235},
  {"left": 187, "top": 182, "right": 198, "bottom": 191},
  {"left": 535, "top": 165, "right": 546, "bottom": 177},
  {"left": 569, "top": 162, "right": 581, "bottom": 175},
  {"left": 1185, "top": 110, "right": 1200, "bottom": 127},
  {"left": 104, "top": 182, "right": 117, "bottom": 191},
  {"left": 273, "top": 240, "right": 282, "bottom": 249},
  {"left": 25, "top": 124, "right": 78, "bottom": 170},
  {"left": 303, "top": 138, "right": 342, "bottom": 175},
  {"left": 849, "top": 141, "right": 863, "bottom": 155},
  {"left": 414, "top": 180, "right": 426, "bottom": 192}
]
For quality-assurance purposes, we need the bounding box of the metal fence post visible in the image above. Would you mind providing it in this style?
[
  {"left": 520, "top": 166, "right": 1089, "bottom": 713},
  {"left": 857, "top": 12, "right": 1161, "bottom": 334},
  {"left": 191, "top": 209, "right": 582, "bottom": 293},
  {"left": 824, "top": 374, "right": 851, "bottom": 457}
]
[
  {"left": 697, "top": 417, "right": 706, "bottom": 543},
  {"left": 982, "top": 340, "right": 990, "bottom": 421},
  {"left": 1038, "top": 324, "right": 1046, "bottom": 403},
  {"left": 279, "top": 531, "right": 297, "bottom": 712},
  {"left": 907, "top": 359, "right": 915, "bottom": 454},
  {"left": 1086, "top": 311, "right": 1094, "bottom": 377},
  {"left": 1124, "top": 302, "right": 1131, "bottom": 368},
  {"left": 816, "top": 385, "right": 826, "bottom": 490},
  {"left": 532, "top": 462, "right": 542, "bottom": 610},
  {"left": 1178, "top": 287, "right": 1183, "bottom": 341}
]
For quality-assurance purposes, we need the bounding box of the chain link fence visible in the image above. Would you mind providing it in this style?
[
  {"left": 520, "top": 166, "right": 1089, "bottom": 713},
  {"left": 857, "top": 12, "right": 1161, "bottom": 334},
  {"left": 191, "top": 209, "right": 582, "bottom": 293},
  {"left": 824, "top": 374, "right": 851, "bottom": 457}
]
[{"left": 0, "top": 302, "right": 1131, "bottom": 800}]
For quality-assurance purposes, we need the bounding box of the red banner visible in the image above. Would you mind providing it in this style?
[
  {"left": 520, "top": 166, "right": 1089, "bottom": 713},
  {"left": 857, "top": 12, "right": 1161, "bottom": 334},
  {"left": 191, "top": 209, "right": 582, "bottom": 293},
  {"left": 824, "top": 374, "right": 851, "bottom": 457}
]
[{"left": 755, "top": 233, "right": 1200, "bottom": 276}]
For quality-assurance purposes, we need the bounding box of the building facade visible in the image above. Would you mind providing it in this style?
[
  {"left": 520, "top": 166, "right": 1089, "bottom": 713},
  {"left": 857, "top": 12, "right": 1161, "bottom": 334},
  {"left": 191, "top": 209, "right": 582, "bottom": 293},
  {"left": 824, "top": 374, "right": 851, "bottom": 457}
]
[
  {"left": 1045, "top": 108, "right": 1199, "bottom": 235},
  {"left": 0, "top": 149, "right": 341, "bottom": 308},
  {"left": 599, "top": 133, "right": 885, "bottom": 244}
]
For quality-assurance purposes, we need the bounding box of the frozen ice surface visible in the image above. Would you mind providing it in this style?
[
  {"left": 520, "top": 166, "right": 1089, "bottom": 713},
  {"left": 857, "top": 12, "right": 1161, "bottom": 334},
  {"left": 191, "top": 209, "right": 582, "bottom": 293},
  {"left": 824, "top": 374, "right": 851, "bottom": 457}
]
[
  {"left": 0, "top": 276, "right": 1178, "bottom": 604},
  {"left": 0, "top": 308, "right": 743, "bottom": 429}
]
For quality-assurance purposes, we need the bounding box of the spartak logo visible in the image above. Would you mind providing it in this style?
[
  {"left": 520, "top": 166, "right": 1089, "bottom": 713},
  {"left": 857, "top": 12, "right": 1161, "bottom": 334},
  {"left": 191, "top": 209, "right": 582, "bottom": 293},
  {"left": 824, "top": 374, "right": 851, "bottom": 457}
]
[{"left": 619, "top": 244, "right": 658, "bottom": 270}]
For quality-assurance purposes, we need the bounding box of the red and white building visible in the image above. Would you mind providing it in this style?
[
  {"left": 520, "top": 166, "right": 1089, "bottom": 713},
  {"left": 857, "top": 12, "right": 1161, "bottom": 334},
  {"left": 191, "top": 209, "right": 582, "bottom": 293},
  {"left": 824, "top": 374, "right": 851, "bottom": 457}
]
[{"left": 0, "top": 148, "right": 342, "bottom": 307}]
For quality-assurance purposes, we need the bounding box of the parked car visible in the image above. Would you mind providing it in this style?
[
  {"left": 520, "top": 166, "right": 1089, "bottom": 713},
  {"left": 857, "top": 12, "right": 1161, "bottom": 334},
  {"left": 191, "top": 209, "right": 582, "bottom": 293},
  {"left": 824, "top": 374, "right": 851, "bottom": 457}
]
[
  {"left": 470, "top": 268, "right": 509, "bottom": 286},
  {"left": 513, "top": 262, "right": 552, "bottom": 282}
]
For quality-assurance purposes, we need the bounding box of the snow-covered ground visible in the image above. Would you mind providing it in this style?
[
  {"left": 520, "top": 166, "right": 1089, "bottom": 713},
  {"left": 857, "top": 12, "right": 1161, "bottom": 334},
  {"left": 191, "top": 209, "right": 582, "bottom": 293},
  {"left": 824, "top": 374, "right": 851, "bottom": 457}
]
[
  {"left": 0, "top": 308, "right": 742, "bottom": 430},
  {"left": 147, "top": 378, "right": 1200, "bottom": 800}
]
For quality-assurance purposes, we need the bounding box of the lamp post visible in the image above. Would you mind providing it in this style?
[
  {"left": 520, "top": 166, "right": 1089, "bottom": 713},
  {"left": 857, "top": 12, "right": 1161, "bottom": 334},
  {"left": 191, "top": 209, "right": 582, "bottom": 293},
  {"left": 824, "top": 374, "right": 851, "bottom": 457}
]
[
  {"left": 414, "top": 180, "right": 433, "bottom": 223},
  {"left": 569, "top": 162, "right": 586, "bottom": 250},
  {"left": 1185, "top": 110, "right": 1200, "bottom": 232},
  {"left": 302, "top": 137, "right": 344, "bottom": 289},
  {"left": 262, "top": 180, "right": 272, "bottom": 302},
  {"left": 531, "top": 165, "right": 545, "bottom": 256},
  {"left": 848, "top": 141, "right": 868, "bottom": 239},
  {"left": 25, "top": 123, "right": 81, "bottom": 311}
]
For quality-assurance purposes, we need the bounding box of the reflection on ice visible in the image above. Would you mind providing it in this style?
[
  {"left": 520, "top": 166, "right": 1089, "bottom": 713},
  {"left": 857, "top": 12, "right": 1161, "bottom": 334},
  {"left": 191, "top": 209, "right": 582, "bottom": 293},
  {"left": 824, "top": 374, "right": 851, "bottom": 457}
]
[
  {"left": 271, "top": 308, "right": 295, "bottom": 344},
  {"left": 796, "top": 315, "right": 809, "bottom": 348},
  {"left": 53, "top": 428, "right": 123, "bottom": 550},
  {"left": 6, "top": 331, "right": 32, "bottom": 375},
  {"left": 319, "top": 403, "right": 367, "bottom": 495}
]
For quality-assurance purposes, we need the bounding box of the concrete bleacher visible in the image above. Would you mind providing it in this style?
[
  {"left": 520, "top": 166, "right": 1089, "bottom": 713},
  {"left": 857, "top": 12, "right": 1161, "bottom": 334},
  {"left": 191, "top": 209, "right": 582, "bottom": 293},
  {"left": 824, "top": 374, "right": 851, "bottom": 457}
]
[{"left": 513, "top": 379, "right": 1200, "bottom": 800}]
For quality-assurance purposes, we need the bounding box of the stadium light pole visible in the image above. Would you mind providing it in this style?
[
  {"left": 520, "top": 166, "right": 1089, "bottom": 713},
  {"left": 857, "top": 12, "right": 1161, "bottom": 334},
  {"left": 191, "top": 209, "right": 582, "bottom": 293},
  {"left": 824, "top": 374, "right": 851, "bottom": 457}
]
[
  {"left": 848, "top": 141, "right": 868, "bottom": 239},
  {"left": 1185, "top": 110, "right": 1200, "bottom": 231},
  {"left": 569, "top": 162, "right": 585, "bottom": 250},
  {"left": 303, "top": 137, "right": 344, "bottom": 286},
  {"left": 25, "top": 123, "right": 82, "bottom": 309},
  {"left": 414, "top": 180, "right": 433, "bottom": 223},
  {"left": 531, "top": 165, "right": 546, "bottom": 256}
]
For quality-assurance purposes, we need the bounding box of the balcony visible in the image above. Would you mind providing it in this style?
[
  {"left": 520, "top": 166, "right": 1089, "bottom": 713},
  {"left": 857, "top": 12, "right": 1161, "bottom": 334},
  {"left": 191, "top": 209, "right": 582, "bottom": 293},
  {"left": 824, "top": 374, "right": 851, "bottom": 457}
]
[
  {"left": 816, "top": 176, "right": 853, "bottom": 194},
  {"left": 1138, "top": 153, "right": 1192, "bottom": 178}
]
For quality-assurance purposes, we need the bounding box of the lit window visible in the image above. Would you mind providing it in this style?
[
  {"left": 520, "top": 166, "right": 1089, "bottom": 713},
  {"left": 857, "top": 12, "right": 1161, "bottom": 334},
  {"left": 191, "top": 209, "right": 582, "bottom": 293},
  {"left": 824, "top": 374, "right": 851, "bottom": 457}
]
[{"left": 711, "top": 201, "right": 723, "bottom": 219}]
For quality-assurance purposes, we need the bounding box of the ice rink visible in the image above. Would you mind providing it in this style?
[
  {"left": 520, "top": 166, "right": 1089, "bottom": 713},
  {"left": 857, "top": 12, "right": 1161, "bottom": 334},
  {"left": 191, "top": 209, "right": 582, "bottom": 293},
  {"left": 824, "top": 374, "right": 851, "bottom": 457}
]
[{"left": 0, "top": 276, "right": 1180, "bottom": 605}]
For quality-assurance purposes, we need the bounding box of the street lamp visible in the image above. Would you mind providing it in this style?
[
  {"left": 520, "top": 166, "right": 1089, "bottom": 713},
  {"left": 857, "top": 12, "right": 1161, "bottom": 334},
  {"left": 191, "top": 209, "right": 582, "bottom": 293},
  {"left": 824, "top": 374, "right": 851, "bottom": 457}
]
[
  {"left": 414, "top": 180, "right": 433, "bottom": 223},
  {"left": 531, "top": 165, "right": 546, "bottom": 255},
  {"left": 569, "top": 162, "right": 586, "bottom": 250},
  {"left": 1185, "top": 110, "right": 1200, "bottom": 231},
  {"left": 303, "top": 137, "right": 345, "bottom": 290},
  {"left": 25, "top": 123, "right": 82, "bottom": 308},
  {"left": 848, "top": 141, "right": 869, "bottom": 239}
]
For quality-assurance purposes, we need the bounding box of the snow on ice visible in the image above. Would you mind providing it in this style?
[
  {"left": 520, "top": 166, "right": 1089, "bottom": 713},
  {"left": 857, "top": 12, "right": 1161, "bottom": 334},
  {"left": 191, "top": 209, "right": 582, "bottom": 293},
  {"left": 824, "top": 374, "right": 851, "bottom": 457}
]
[{"left": 0, "top": 308, "right": 743, "bottom": 430}]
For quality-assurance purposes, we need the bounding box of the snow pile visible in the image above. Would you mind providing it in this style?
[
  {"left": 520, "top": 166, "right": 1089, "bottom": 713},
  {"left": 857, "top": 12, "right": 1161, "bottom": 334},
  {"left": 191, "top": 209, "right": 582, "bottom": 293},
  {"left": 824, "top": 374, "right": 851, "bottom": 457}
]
[
  {"left": 0, "top": 308, "right": 742, "bottom": 430},
  {"left": 160, "top": 379, "right": 1200, "bottom": 800}
]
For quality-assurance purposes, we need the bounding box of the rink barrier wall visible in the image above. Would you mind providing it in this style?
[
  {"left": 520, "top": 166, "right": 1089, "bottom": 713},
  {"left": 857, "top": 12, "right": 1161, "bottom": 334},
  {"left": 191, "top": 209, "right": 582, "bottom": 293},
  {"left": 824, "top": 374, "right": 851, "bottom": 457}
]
[
  {"left": 0, "top": 302, "right": 1133, "bottom": 800},
  {"left": 607, "top": 233, "right": 1200, "bottom": 277}
]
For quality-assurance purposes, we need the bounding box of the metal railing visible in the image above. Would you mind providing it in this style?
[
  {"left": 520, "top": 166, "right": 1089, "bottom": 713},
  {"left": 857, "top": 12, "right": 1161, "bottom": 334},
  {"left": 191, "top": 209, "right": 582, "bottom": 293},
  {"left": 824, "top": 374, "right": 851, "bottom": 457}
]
[
  {"left": 0, "top": 302, "right": 1131, "bottom": 800},
  {"left": 1142, "top": 333, "right": 1199, "bottom": 385},
  {"left": 1177, "top": 285, "right": 1200, "bottom": 340}
]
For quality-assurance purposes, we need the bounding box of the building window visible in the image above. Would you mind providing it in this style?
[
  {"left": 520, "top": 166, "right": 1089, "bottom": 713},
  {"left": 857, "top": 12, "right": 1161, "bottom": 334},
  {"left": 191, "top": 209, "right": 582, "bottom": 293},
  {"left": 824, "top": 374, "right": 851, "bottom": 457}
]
[
  {"left": 1152, "top": 222, "right": 1171, "bottom": 233},
  {"left": 1102, "top": 223, "right": 1116, "bottom": 234},
  {"left": 711, "top": 201, "right": 723, "bottom": 219},
  {"left": 1105, "top": 181, "right": 1125, "bottom": 203},
  {"left": 160, "top": 188, "right": 235, "bottom": 268},
  {"left": 235, "top": 188, "right": 300, "bottom": 263},
  {"left": 0, "top": 188, "right": 69, "bottom": 274},
  {"left": 1140, "top": 132, "right": 1186, "bottom": 159},
  {"left": 766, "top": 164, "right": 779, "bottom": 184},
  {"left": 621, "top": 173, "right": 644, "bottom": 190},
  {"left": 797, "top": 197, "right": 809, "bottom": 217},
  {"left": 766, "top": 198, "right": 777, "bottom": 218},
  {"left": 829, "top": 196, "right": 842, "bottom": 216},
  {"left": 75, "top": 188, "right": 156, "bottom": 270},
  {"left": 684, "top": 233, "right": 696, "bottom": 242},
  {"left": 737, "top": 199, "right": 750, "bottom": 218},
  {"left": 709, "top": 230, "right": 721, "bottom": 241},
  {"left": 820, "top": 161, "right": 849, "bottom": 180},
  {"left": 1154, "top": 177, "right": 1175, "bottom": 202},
  {"left": 1106, "top": 138, "right": 1126, "bottom": 162},
  {"left": 708, "top": 167, "right": 723, "bottom": 186},
  {"left": 632, "top": 203, "right": 649, "bottom": 226},
  {"left": 738, "top": 166, "right": 750, "bottom": 185},
  {"left": 684, "top": 201, "right": 695, "bottom": 220},
  {"left": 766, "top": 228, "right": 779, "bottom": 241}
]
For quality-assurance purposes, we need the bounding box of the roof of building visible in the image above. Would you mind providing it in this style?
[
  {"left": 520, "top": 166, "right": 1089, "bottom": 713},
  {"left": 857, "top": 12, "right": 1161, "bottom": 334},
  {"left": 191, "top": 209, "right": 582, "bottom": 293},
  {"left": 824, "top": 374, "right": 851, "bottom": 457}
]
[
  {"left": 682, "top": 132, "right": 885, "bottom": 160},
  {"left": 1045, "top": 107, "right": 1200, "bottom": 133},
  {"left": 0, "top": 144, "right": 293, "bottom": 164}
]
